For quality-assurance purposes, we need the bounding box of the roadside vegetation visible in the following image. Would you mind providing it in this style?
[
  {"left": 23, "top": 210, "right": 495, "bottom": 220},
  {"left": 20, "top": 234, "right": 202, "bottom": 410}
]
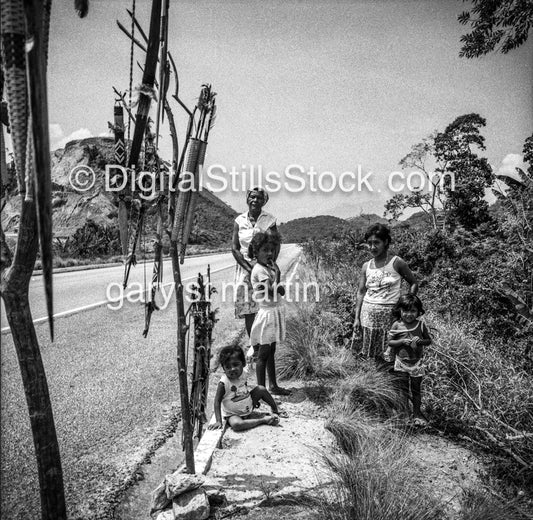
[
  {"left": 277, "top": 130, "right": 533, "bottom": 517},
  {"left": 3, "top": 219, "right": 231, "bottom": 270}
]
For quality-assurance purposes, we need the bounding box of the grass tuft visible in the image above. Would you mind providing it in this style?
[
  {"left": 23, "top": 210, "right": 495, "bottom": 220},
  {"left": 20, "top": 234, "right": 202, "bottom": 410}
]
[
  {"left": 320, "top": 412, "right": 444, "bottom": 520},
  {"left": 325, "top": 405, "right": 388, "bottom": 457},
  {"left": 334, "top": 364, "right": 405, "bottom": 419},
  {"left": 278, "top": 305, "right": 354, "bottom": 380},
  {"left": 459, "top": 489, "right": 524, "bottom": 520}
]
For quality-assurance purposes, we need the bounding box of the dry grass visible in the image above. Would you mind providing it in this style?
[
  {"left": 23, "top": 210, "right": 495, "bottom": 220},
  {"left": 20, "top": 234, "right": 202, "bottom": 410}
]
[
  {"left": 334, "top": 363, "right": 405, "bottom": 419},
  {"left": 320, "top": 401, "right": 444, "bottom": 520},
  {"left": 277, "top": 305, "right": 355, "bottom": 381},
  {"left": 317, "top": 358, "right": 443, "bottom": 520},
  {"left": 423, "top": 312, "right": 533, "bottom": 489},
  {"left": 295, "top": 238, "right": 533, "bottom": 515},
  {"left": 425, "top": 312, "right": 533, "bottom": 432},
  {"left": 458, "top": 489, "right": 524, "bottom": 520},
  {"left": 325, "top": 405, "right": 390, "bottom": 457}
]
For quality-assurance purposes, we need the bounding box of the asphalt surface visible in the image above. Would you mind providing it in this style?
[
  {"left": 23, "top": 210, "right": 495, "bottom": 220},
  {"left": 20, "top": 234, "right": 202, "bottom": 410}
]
[
  {"left": 0, "top": 252, "right": 238, "bottom": 331},
  {"left": 0, "top": 245, "right": 300, "bottom": 519}
]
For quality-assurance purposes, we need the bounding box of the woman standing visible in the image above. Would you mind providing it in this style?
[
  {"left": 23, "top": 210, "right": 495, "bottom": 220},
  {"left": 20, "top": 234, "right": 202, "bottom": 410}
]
[
  {"left": 232, "top": 187, "right": 278, "bottom": 336},
  {"left": 353, "top": 223, "right": 418, "bottom": 364}
]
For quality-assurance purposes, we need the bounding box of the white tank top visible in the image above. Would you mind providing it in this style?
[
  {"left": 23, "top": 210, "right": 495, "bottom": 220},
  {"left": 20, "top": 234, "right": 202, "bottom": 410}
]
[{"left": 363, "top": 255, "right": 402, "bottom": 305}]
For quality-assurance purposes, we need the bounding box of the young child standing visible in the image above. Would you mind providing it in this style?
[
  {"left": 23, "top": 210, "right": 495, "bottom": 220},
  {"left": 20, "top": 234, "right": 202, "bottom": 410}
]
[
  {"left": 209, "top": 344, "right": 282, "bottom": 431},
  {"left": 387, "top": 294, "right": 432, "bottom": 426},
  {"left": 248, "top": 231, "right": 290, "bottom": 396}
]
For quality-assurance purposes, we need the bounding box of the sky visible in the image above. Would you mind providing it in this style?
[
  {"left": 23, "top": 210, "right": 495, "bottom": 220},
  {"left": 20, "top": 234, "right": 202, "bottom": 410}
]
[{"left": 46, "top": 0, "right": 533, "bottom": 222}]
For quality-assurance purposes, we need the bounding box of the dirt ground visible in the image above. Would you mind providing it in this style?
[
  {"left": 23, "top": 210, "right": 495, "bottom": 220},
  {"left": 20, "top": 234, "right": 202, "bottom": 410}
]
[
  {"left": 208, "top": 382, "right": 333, "bottom": 519},
  {"left": 207, "top": 380, "right": 485, "bottom": 520}
]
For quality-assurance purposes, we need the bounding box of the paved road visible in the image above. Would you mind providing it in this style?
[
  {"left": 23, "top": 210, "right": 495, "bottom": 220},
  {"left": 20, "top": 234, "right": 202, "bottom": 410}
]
[
  {"left": 0, "top": 244, "right": 301, "bottom": 519},
  {"left": 0, "top": 251, "right": 241, "bottom": 331}
]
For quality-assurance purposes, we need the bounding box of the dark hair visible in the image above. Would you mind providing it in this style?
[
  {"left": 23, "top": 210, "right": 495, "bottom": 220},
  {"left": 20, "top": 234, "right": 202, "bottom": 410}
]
[
  {"left": 218, "top": 344, "right": 246, "bottom": 368},
  {"left": 364, "top": 223, "right": 391, "bottom": 245},
  {"left": 393, "top": 294, "right": 425, "bottom": 320},
  {"left": 248, "top": 230, "right": 282, "bottom": 260}
]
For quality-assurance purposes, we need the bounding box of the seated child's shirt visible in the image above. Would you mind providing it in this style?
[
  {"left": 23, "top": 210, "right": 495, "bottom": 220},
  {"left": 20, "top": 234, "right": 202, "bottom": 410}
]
[{"left": 220, "top": 368, "right": 254, "bottom": 419}]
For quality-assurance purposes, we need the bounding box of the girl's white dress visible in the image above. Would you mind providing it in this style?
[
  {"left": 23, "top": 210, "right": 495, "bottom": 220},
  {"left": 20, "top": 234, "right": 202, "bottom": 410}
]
[{"left": 249, "top": 263, "right": 286, "bottom": 345}]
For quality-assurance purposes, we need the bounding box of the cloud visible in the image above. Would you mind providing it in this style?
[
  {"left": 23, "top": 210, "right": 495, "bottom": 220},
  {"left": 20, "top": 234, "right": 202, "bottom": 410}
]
[
  {"left": 57, "top": 128, "right": 93, "bottom": 149},
  {"left": 49, "top": 125, "right": 93, "bottom": 150},
  {"left": 496, "top": 153, "right": 525, "bottom": 180},
  {"left": 487, "top": 153, "right": 527, "bottom": 203}
]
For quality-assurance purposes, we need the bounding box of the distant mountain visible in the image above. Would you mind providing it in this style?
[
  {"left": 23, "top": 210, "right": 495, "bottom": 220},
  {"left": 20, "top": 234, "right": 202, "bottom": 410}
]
[
  {"left": 346, "top": 213, "right": 389, "bottom": 233},
  {"left": 279, "top": 215, "right": 349, "bottom": 243},
  {"left": 277, "top": 203, "right": 506, "bottom": 245},
  {"left": 278, "top": 213, "right": 388, "bottom": 243},
  {"left": 403, "top": 211, "right": 434, "bottom": 231},
  {"left": 1, "top": 137, "right": 238, "bottom": 249}
]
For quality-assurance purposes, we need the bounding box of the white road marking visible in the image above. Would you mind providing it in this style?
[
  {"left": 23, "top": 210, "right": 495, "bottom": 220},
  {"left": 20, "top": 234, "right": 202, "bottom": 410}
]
[{"left": 1, "top": 263, "right": 235, "bottom": 335}]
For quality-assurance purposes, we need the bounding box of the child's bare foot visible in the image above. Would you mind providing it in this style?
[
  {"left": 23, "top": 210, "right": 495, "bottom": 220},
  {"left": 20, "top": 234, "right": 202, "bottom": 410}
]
[{"left": 266, "top": 414, "right": 280, "bottom": 426}]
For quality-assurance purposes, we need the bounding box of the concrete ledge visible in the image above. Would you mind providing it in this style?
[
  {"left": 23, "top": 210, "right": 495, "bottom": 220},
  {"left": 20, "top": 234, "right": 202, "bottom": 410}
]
[{"left": 194, "top": 415, "right": 227, "bottom": 476}]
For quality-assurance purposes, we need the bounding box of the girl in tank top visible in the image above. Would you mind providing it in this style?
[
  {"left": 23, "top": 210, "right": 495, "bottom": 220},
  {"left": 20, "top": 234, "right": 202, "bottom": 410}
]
[{"left": 352, "top": 223, "right": 418, "bottom": 364}]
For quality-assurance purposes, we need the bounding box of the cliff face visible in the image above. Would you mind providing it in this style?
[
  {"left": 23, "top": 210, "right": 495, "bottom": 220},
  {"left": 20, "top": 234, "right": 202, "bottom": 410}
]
[{"left": 2, "top": 137, "right": 238, "bottom": 247}]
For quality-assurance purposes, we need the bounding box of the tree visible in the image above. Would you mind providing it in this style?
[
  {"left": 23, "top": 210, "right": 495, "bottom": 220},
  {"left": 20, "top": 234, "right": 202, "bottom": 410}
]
[
  {"left": 384, "top": 135, "right": 447, "bottom": 229},
  {"left": 384, "top": 114, "right": 493, "bottom": 230},
  {"left": 434, "top": 113, "right": 494, "bottom": 229},
  {"left": 458, "top": 0, "right": 533, "bottom": 58}
]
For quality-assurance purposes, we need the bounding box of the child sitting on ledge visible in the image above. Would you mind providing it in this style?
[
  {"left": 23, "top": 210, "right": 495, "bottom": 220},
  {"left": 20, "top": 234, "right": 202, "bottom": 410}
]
[{"left": 208, "top": 344, "right": 282, "bottom": 431}]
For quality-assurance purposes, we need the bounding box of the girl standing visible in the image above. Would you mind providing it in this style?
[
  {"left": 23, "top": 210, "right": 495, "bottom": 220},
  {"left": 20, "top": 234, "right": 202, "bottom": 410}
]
[
  {"left": 353, "top": 223, "right": 418, "bottom": 364},
  {"left": 388, "top": 294, "right": 432, "bottom": 425},
  {"left": 232, "top": 187, "right": 278, "bottom": 337},
  {"left": 248, "top": 231, "right": 290, "bottom": 396}
]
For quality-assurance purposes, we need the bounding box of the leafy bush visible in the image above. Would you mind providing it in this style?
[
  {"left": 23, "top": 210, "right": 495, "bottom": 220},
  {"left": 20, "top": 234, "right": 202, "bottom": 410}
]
[
  {"left": 299, "top": 219, "right": 530, "bottom": 361},
  {"left": 299, "top": 214, "right": 533, "bottom": 499},
  {"left": 66, "top": 220, "right": 121, "bottom": 259}
]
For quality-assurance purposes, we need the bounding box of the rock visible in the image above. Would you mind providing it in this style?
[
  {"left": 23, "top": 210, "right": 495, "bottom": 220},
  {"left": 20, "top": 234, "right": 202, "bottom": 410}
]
[
  {"left": 165, "top": 472, "right": 205, "bottom": 499},
  {"left": 203, "top": 476, "right": 226, "bottom": 505},
  {"left": 202, "top": 476, "right": 223, "bottom": 489},
  {"left": 172, "top": 488, "right": 210, "bottom": 520},
  {"left": 205, "top": 487, "right": 227, "bottom": 507},
  {"left": 150, "top": 481, "right": 171, "bottom": 517},
  {"left": 154, "top": 509, "right": 174, "bottom": 520}
]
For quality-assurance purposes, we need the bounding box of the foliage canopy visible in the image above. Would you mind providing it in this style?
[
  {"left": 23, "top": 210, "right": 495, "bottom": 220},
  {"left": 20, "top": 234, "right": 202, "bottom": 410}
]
[{"left": 459, "top": 0, "right": 533, "bottom": 57}]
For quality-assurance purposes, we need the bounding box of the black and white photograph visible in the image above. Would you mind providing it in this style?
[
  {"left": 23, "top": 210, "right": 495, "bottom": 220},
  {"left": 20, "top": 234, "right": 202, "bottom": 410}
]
[{"left": 1, "top": 1, "right": 532, "bottom": 519}]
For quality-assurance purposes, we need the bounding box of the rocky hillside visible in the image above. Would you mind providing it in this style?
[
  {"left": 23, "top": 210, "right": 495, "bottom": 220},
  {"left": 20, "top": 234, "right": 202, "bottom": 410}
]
[{"left": 1, "top": 137, "right": 238, "bottom": 248}]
